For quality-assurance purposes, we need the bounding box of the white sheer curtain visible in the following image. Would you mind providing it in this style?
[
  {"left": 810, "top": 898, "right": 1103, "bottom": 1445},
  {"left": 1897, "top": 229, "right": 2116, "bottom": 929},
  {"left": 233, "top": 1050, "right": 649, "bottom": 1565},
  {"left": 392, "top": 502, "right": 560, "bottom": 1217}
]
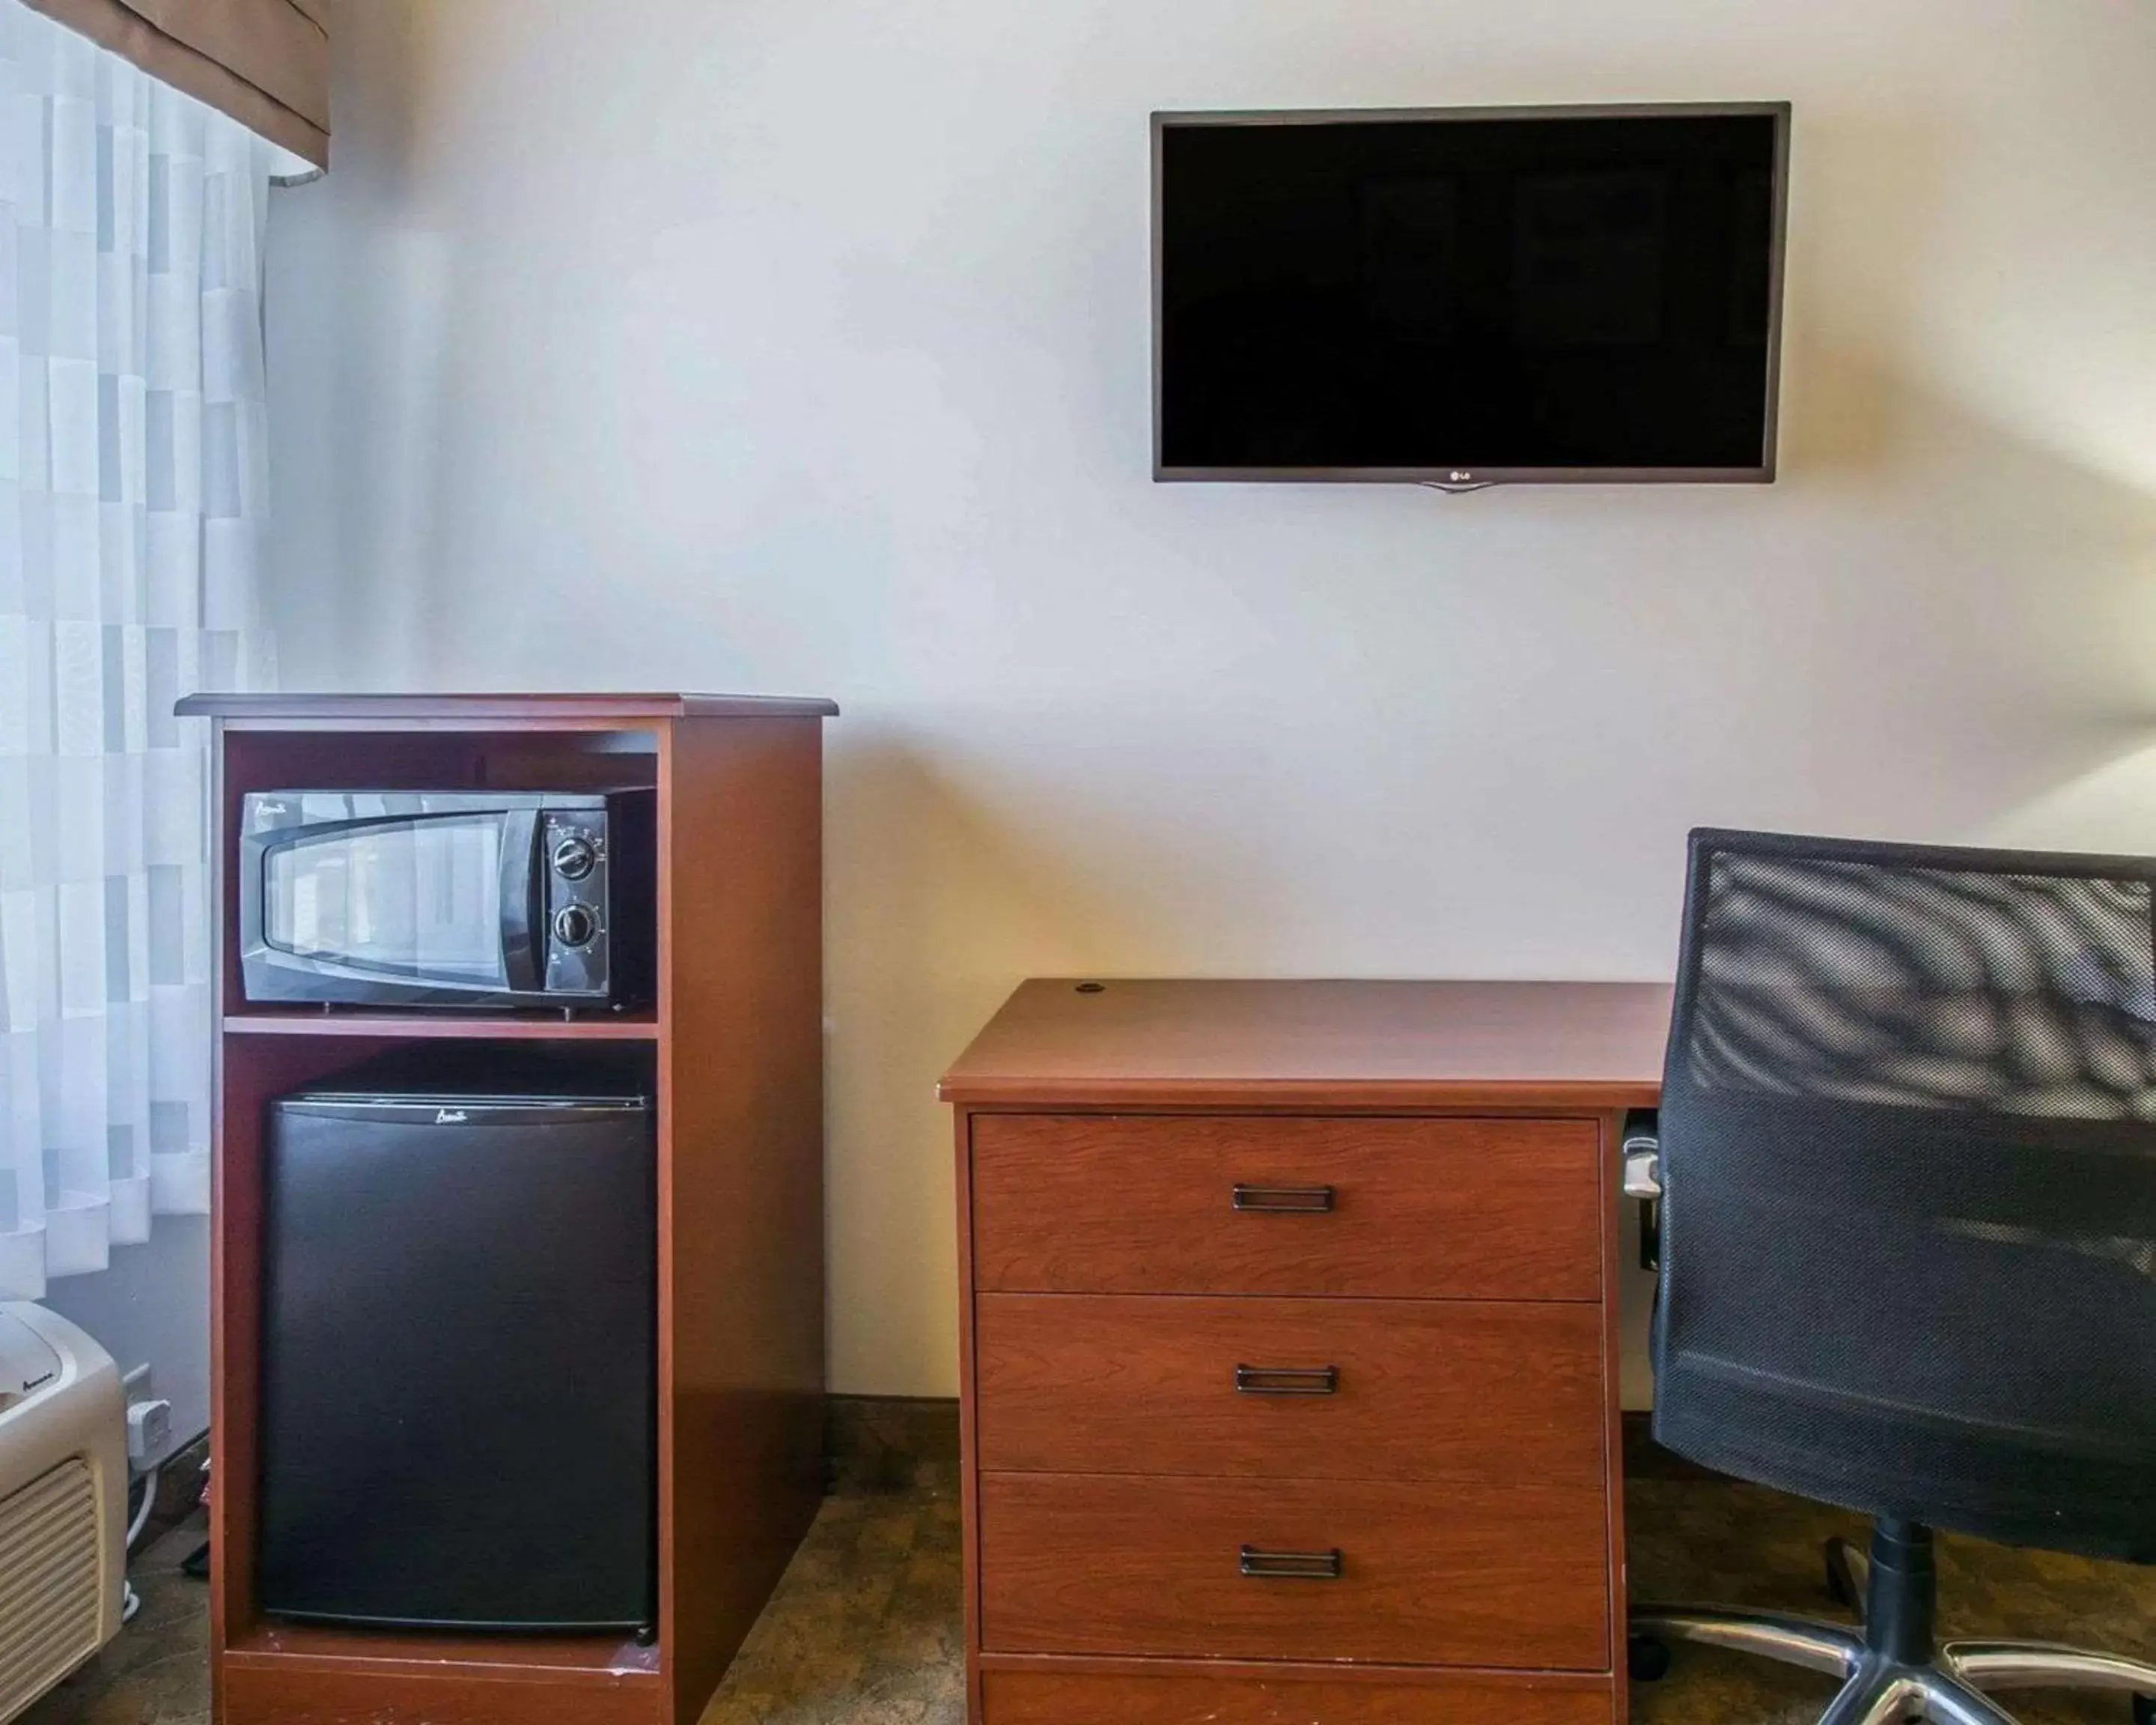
[{"left": 0, "top": 1, "right": 278, "bottom": 1299}]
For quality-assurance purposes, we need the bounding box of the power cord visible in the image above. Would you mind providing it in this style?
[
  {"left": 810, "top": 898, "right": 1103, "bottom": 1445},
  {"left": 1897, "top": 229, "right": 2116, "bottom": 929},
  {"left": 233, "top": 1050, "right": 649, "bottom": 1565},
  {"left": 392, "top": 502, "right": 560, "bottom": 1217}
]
[
  {"left": 115, "top": 1463, "right": 163, "bottom": 1627},
  {"left": 125, "top": 1464, "right": 159, "bottom": 1552}
]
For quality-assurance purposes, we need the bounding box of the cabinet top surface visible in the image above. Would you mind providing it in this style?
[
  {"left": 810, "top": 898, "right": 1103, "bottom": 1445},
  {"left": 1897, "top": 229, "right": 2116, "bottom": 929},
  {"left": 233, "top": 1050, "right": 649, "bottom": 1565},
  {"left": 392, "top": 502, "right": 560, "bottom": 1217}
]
[
  {"left": 175, "top": 690, "right": 839, "bottom": 721},
  {"left": 940, "top": 978, "right": 1672, "bottom": 1108}
]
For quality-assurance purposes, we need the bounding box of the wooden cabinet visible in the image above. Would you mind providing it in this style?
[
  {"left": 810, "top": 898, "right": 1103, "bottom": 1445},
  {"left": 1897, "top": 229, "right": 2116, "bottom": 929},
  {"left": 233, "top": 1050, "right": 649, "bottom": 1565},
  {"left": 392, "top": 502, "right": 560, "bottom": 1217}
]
[
  {"left": 180, "top": 693, "right": 835, "bottom": 1725},
  {"left": 943, "top": 979, "right": 1671, "bottom": 1725}
]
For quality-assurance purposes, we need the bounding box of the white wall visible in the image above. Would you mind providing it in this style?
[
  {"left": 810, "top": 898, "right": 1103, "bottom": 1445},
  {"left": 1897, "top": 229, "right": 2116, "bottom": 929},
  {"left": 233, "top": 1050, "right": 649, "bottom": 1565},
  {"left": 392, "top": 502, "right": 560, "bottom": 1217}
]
[{"left": 264, "top": 0, "right": 2156, "bottom": 1400}]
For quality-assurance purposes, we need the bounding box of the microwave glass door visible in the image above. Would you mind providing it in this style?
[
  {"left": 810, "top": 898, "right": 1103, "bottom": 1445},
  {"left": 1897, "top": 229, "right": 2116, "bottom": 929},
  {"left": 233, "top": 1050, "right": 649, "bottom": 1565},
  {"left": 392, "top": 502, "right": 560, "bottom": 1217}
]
[{"left": 264, "top": 817, "right": 508, "bottom": 985}]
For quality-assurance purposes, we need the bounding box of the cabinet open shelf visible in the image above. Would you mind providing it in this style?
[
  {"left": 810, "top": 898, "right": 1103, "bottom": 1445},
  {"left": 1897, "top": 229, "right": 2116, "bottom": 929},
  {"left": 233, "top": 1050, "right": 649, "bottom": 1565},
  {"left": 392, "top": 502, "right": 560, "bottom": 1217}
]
[{"left": 222, "top": 1008, "right": 660, "bottom": 1041}]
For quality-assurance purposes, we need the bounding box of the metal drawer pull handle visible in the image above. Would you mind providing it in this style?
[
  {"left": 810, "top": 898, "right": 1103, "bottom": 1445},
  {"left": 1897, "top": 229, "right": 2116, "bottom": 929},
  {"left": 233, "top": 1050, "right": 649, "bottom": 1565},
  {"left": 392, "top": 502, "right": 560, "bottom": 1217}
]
[
  {"left": 1234, "top": 1365, "right": 1339, "bottom": 1396},
  {"left": 1231, "top": 1183, "right": 1335, "bottom": 1214},
  {"left": 1239, "top": 1545, "right": 1342, "bottom": 1580}
]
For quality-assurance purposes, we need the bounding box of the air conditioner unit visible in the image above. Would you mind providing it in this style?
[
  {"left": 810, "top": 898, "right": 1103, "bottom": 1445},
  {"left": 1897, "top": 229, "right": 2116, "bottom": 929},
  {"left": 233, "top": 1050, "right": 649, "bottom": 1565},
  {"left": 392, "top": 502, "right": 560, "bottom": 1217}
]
[{"left": 0, "top": 1303, "right": 125, "bottom": 1724}]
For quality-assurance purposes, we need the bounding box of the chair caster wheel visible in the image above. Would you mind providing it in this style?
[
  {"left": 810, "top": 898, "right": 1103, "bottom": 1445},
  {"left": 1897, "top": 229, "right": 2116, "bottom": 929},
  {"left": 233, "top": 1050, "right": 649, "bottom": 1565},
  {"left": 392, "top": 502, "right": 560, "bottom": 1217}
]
[
  {"left": 2131, "top": 1694, "right": 2155, "bottom": 1725},
  {"left": 1628, "top": 1635, "right": 1672, "bottom": 1682}
]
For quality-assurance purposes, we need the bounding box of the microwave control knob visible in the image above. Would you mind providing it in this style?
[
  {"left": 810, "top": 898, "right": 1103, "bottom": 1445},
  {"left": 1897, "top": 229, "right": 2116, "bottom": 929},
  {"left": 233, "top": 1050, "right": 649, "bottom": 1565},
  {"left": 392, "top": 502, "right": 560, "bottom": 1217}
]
[
  {"left": 551, "top": 835, "right": 597, "bottom": 880},
  {"left": 552, "top": 904, "right": 598, "bottom": 949}
]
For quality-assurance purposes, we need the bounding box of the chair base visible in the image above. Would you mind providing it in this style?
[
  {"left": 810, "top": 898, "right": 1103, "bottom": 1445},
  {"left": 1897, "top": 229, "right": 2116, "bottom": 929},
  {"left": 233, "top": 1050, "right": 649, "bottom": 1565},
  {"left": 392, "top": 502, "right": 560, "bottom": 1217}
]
[{"left": 1630, "top": 1520, "right": 2156, "bottom": 1725}]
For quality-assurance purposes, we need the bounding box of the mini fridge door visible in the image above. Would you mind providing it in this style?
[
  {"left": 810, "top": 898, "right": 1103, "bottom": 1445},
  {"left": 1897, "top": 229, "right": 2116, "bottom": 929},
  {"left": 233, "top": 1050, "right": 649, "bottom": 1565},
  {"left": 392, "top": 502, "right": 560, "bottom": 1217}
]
[{"left": 258, "top": 1089, "right": 656, "bottom": 1632}]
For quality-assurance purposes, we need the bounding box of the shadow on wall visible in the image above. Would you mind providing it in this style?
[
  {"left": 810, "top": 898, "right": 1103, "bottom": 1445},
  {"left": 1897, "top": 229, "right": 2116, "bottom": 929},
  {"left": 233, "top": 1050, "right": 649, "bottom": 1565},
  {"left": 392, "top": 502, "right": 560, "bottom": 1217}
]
[
  {"left": 820, "top": 733, "right": 1209, "bottom": 1391},
  {"left": 266, "top": 2, "right": 458, "bottom": 690},
  {"left": 1732, "top": 101, "right": 2156, "bottom": 847},
  {"left": 825, "top": 732, "right": 1166, "bottom": 1089},
  {"left": 1681, "top": 359, "right": 2156, "bottom": 846},
  {"left": 1773, "top": 106, "right": 1942, "bottom": 479},
  {"left": 1613, "top": 361, "right": 2156, "bottom": 1410}
]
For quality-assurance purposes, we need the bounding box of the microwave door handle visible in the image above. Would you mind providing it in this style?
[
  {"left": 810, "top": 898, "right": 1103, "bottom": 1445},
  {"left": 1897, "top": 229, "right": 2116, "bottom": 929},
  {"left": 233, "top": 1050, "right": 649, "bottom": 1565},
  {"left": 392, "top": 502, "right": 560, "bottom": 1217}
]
[{"left": 499, "top": 808, "right": 544, "bottom": 994}]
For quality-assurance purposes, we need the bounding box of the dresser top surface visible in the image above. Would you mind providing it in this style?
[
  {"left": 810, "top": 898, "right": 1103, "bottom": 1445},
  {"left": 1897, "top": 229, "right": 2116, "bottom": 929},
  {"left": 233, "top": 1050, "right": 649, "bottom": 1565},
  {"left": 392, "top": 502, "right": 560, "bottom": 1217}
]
[
  {"left": 175, "top": 690, "right": 839, "bottom": 721},
  {"left": 940, "top": 978, "right": 1672, "bottom": 1109}
]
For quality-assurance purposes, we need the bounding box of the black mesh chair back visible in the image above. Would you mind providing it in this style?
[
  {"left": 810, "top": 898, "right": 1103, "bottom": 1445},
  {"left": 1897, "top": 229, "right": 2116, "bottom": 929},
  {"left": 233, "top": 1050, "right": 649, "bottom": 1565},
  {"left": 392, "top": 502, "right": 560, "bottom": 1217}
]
[{"left": 1653, "top": 827, "right": 2156, "bottom": 1563}]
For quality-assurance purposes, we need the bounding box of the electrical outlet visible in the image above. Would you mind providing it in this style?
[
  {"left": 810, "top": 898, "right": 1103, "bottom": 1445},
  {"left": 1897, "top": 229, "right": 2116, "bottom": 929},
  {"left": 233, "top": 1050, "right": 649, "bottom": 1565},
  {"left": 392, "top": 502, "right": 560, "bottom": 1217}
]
[{"left": 127, "top": 1398, "right": 172, "bottom": 1466}]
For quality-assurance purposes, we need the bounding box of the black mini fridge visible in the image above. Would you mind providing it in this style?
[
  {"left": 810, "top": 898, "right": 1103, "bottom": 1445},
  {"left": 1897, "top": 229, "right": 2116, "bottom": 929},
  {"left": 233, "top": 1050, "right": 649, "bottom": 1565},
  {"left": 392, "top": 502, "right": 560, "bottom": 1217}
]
[{"left": 258, "top": 1061, "right": 657, "bottom": 1632}]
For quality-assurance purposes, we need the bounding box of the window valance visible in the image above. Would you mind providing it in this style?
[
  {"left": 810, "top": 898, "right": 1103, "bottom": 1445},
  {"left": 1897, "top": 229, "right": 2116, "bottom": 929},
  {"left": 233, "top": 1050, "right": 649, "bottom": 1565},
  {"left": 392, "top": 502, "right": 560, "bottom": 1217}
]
[{"left": 22, "top": 0, "right": 326, "bottom": 165}]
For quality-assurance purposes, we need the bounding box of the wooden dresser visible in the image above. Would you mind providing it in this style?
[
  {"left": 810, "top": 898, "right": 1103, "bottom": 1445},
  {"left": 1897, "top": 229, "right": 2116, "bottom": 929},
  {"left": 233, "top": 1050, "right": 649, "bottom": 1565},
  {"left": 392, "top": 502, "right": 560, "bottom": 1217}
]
[{"left": 941, "top": 979, "right": 1671, "bottom": 1725}]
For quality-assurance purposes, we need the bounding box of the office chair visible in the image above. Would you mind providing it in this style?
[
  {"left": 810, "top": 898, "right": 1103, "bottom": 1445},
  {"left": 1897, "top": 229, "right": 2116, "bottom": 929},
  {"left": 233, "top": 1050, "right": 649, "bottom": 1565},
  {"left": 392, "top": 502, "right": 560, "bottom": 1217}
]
[{"left": 1629, "top": 828, "right": 2156, "bottom": 1725}]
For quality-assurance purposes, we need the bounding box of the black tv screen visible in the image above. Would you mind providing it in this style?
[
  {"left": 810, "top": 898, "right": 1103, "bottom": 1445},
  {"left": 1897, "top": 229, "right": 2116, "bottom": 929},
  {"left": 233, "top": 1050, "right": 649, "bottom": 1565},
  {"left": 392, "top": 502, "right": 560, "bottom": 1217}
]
[{"left": 1154, "top": 105, "right": 1789, "bottom": 484}]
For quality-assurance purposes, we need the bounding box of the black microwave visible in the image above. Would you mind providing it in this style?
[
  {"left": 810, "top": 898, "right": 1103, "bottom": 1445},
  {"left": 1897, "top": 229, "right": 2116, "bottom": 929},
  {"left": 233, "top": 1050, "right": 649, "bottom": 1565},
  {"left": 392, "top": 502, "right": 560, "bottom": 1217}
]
[{"left": 238, "top": 790, "right": 656, "bottom": 1010}]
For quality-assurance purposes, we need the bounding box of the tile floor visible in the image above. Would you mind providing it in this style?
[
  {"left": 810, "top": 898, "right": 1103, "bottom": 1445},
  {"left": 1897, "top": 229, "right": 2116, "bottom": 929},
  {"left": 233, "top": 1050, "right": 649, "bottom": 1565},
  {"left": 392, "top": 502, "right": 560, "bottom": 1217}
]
[{"left": 24, "top": 1476, "right": 2156, "bottom": 1724}]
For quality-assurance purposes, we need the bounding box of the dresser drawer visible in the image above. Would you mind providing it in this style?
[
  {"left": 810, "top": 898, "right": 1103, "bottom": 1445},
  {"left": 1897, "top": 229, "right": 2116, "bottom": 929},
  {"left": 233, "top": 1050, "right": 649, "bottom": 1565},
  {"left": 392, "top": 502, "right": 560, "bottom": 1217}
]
[
  {"left": 981, "top": 1669, "right": 1615, "bottom": 1725},
  {"left": 978, "top": 1472, "right": 1610, "bottom": 1669},
  {"left": 976, "top": 1294, "right": 1604, "bottom": 1483},
  {"left": 971, "top": 1115, "right": 1600, "bottom": 1300}
]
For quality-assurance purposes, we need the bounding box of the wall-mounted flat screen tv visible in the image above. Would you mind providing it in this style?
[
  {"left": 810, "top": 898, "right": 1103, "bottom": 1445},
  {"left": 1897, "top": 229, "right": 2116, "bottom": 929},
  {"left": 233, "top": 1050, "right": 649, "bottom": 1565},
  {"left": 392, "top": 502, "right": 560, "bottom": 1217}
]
[{"left": 1153, "top": 103, "right": 1791, "bottom": 484}]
